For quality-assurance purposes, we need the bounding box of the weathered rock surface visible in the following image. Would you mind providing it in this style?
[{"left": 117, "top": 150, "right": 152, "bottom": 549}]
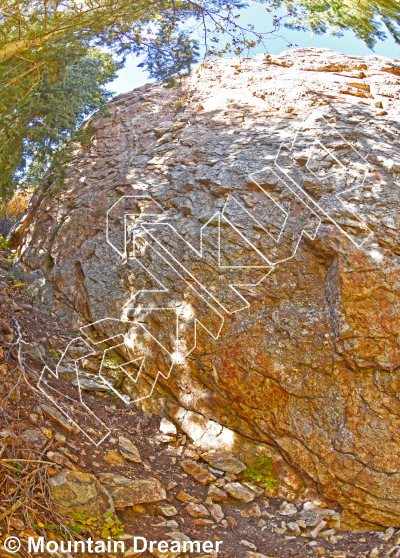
[
  {"left": 119, "top": 435, "right": 142, "bottom": 463},
  {"left": 299, "top": 501, "right": 336, "bottom": 527},
  {"left": 241, "top": 502, "right": 262, "bottom": 518},
  {"left": 185, "top": 502, "right": 210, "bottom": 518},
  {"left": 96, "top": 473, "right": 166, "bottom": 507},
  {"left": 208, "top": 485, "right": 228, "bottom": 501},
  {"left": 159, "top": 417, "right": 177, "bottom": 436},
  {"left": 278, "top": 502, "right": 298, "bottom": 516},
  {"left": 47, "top": 450, "right": 77, "bottom": 470},
  {"left": 180, "top": 459, "right": 216, "bottom": 485},
  {"left": 155, "top": 504, "right": 178, "bottom": 517},
  {"left": 49, "top": 470, "right": 114, "bottom": 519},
  {"left": 201, "top": 450, "right": 246, "bottom": 474},
  {"left": 225, "top": 482, "right": 257, "bottom": 503},
  {"left": 12, "top": 48, "right": 400, "bottom": 528},
  {"left": 176, "top": 491, "right": 201, "bottom": 504},
  {"left": 104, "top": 449, "right": 125, "bottom": 467},
  {"left": 21, "top": 428, "right": 47, "bottom": 449},
  {"left": 207, "top": 501, "right": 224, "bottom": 523},
  {"left": 41, "top": 404, "right": 79, "bottom": 435}
]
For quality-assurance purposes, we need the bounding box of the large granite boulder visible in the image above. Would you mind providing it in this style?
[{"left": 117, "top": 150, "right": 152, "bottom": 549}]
[{"left": 11, "top": 48, "right": 400, "bottom": 529}]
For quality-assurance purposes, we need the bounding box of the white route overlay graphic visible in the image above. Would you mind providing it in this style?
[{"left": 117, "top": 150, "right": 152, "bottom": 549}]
[{"left": 37, "top": 116, "right": 378, "bottom": 445}]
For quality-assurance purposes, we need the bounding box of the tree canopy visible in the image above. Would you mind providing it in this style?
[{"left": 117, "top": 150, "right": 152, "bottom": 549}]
[
  {"left": 274, "top": 0, "right": 400, "bottom": 48},
  {"left": 0, "top": 42, "right": 120, "bottom": 198},
  {"left": 1, "top": 0, "right": 400, "bottom": 202}
]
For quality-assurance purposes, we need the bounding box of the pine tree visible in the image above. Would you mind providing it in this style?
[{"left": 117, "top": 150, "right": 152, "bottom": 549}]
[
  {"left": 1, "top": 0, "right": 400, "bottom": 200},
  {"left": 0, "top": 43, "right": 120, "bottom": 198},
  {"left": 270, "top": 0, "right": 400, "bottom": 47}
]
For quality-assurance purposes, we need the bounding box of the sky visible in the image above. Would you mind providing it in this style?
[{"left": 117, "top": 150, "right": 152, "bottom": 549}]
[{"left": 110, "top": 3, "right": 400, "bottom": 95}]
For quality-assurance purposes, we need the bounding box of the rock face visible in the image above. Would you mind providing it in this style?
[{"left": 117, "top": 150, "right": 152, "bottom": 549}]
[
  {"left": 225, "top": 482, "right": 257, "bottom": 503},
  {"left": 96, "top": 474, "right": 166, "bottom": 507},
  {"left": 11, "top": 48, "right": 400, "bottom": 528},
  {"left": 201, "top": 450, "right": 246, "bottom": 474},
  {"left": 180, "top": 460, "right": 216, "bottom": 485},
  {"left": 49, "top": 471, "right": 114, "bottom": 519},
  {"left": 118, "top": 435, "right": 142, "bottom": 463}
]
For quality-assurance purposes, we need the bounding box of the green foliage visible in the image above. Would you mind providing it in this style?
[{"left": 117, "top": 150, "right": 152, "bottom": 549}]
[
  {"left": 0, "top": 234, "right": 10, "bottom": 250},
  {"left": 101, "top": 515, "right": 125, "bottom": 539},
  {"left": 73, "top": 513, "right": 99, "bottom": 526},
  {"left": 173, "top": 99, "right": 186, "bottom": 112},
  {"left": 20, "top": 286, "right": 36, "bottom": 301},
  {"left": 0, "top": 46, "right": 120, "bottom": 199},
  {"left": 243, "top": 454, "right": 277, "bottom": 489},
  {"left": 9, "top": 461, "right": 23, "bottom": 478},
  {"left": 71, "top": 511, "right": 125, "bottom": 539},
  {"left": 0, "top": 268, "right": 37, "bottom": 300},
  {"left": 269, "top": 0, "right": 400, "bottom": 48},
  {"left": 74, "top": 125, "right": 95, "bottom": 148},
  {"left": 1, "top": 0, "right": 400, "bottom": 202},
  {"left": 133, "top": 19, "right": 199, "bottom": 81},
  {"left": 50, "top": 222, "right": 63, "bottom": 241},
  {"left": 0, "top": 269, "right": 27, "bottom": 283},
  {"left": 103, "top": 356, "right": 124, "bottom": 369},
  {"left": 48, "top": 348, "right": 61, "bottom": 359},
  {"left": 5, "top": 252, "right": 19, "bottom": 267},
  {"left": 164, "top": 76, "right": 180, "bottom": 88},
  {"left": 36, "top": 523, "right": 64, "bottom": 534},
  {"left": 68, "top": 523, "right": 83, "bottom": 534}
]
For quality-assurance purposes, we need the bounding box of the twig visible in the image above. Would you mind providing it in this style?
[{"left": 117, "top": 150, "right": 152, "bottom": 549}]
[
  {"left": 0, "top": 497, "right": 24, "bottom": 522},
  {"left": 0, "top": 459, "right": 52, "bottom": 464}
]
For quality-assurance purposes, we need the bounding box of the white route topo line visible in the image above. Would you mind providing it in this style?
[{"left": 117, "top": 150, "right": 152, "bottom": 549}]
[{"left": 38, "top": 114, "right": 380, "bottom": 445}]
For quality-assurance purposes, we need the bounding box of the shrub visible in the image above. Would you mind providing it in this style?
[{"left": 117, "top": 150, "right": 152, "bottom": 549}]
[
  {"left": 0, "top": 234, "right": 10, "bottom": 249},
  {"left": 243, "top": 454, "right": 277, "bottom": 490}
]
